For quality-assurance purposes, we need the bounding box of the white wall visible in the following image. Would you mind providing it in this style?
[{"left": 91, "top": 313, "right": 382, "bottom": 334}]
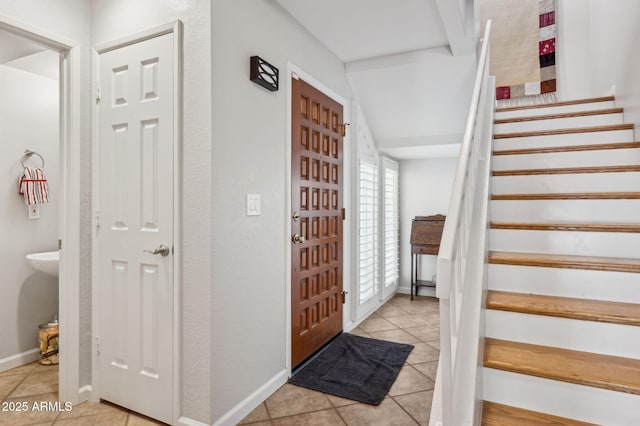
[
  {"left": 0, "top": 0, "right": 92, "bottom": 391},
  {"left": 0, "top": 64, "right": 59, "bottom": 364},
  {"left": 211, "top": 0, "right": 354, "bottom": 422},
  {"left": 399, "top": 158, "right": 457, "bottom": 295},
  {"left": 91, "top": 0, "right": 212, "bottom": 423}
]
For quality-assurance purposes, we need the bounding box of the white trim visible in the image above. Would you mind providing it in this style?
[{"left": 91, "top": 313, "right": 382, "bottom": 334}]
[
  {"left": 0, "top": 348, "right": 40, "bottom": 372},
  {"left": 212, "top": 370, "right": 288, "bottom": 426},
  {"left": 78, "top": 385, "right": 93, "bottom": 402},
  {"left": 91, "top": 21, "right": 183, "bottom": 423},
  {"left": 0, "top": 15, "right": 81, "bottom": 405},
  {"left": 178, "top": 417, "right": 211, "bottom": 426},
  {"left": 285, "top": 62, "right": 351, "bottom": 377}
]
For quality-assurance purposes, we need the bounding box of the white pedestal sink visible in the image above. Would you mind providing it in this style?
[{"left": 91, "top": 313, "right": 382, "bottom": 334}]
[{"left": 26, "top": 251, "right": 59, "bottom": 277}]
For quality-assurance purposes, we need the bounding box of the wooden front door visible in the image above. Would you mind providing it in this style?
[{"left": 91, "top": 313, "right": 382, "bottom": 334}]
[{"left": 291, "top": 78, "right": 344, "bottom": 368}]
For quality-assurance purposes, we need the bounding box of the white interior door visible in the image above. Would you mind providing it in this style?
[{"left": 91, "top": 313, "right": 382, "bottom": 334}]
[{"left": 97, "top": 32, "right": 174, "bottom": 424}]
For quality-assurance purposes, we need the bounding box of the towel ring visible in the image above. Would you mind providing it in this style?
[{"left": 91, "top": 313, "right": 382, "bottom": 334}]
[{"left": 22, "top": 149, "right": 45, "bottom": 169}]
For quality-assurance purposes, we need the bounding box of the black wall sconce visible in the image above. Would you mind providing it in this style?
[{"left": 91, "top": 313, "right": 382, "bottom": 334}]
[{"left": 250, "top": 56, "right": 279, "bottom": 92}]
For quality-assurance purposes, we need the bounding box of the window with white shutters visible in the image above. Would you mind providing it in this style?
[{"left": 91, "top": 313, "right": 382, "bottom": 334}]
[
  {"left": 382, "top": 159, "right": 399, "bottom": 292},
  {"left": 359, "top": 160, "right": 379, "bottom": 304}
]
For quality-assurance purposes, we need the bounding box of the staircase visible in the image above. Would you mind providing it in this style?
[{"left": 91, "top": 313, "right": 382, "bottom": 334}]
[{"left": 481, "top": 96, "right": 640, "bottom": 425}]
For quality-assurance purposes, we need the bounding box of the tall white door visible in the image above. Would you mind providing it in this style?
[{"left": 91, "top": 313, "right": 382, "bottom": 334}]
[{"left": 97, "top": 32, "right": 174, "bottom": 424}]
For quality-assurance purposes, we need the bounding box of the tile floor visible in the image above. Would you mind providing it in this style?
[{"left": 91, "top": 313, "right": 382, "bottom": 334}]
[
  {"left": 0, "top": 293, "right": 439, "bottom": 426},
  {"left": 240, "top": 293, "right": 440, "bottom": 426},
  {"left": 0, "top": 362, "right": 165, "bottom": 425}
]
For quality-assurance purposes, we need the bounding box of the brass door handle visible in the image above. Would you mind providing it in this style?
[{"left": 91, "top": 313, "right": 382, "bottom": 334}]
[{"left": 291, "top": 234, "right": 305, "bottom": 244}]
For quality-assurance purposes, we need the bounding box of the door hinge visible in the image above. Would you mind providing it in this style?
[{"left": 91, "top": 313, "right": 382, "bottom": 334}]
[
  {"left": 96, "top": 87, "right": 101, "bottom": 104},
  {"left": 96, "top": 210, "right": 101, "bottom": 232},
  {"left": 58, "top": 239, "right": 62, "bottom": 250},
  {"left": 338, "top": 123, "right": 350, "bottom": 137},
  {"left": 95, "top": 336, "right": 101, "bottom": 355},
  {"left": 341, "top": 208, "right": 346, "bottom": 221},
  {"left": 340, "top": 290, "right": 348, "bottom": 304}
]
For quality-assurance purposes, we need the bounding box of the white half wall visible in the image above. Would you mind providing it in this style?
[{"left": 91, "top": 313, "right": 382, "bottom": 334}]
[
  {"left": 0, "top": 64, "right": 59, "bottom": 366},
  {"left": 399, "top": 158, "right": 457, "bottom": 295}
]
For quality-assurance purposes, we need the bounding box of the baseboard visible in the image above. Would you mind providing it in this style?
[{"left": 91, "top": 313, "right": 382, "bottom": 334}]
[
  {"left": 212, "top": 369, "right": 288, "bottom": 426},
  {"left": 0, "top": 348, "right": 40, "bottom": 373},
  {"left": 178, "top": 416, "right": 210, "bottom": 426},
  {"left": 78, "top": 385, "right": 92, "bottom": 403},
  {"left": 397, "top": 285, "right": 437, "bottom": 298}
]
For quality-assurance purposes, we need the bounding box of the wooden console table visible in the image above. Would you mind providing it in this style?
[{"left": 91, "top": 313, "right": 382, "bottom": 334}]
[{"left": 410, "top": 214, "right": 446, "bottom": 300}]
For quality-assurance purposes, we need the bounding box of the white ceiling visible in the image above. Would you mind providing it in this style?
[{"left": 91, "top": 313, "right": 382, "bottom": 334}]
[
  {"left": 276, "top": 0, "right": 478, "bottom": 159},
  {"left": 0, "top": 29, "right": 58, "bottom": 80}
]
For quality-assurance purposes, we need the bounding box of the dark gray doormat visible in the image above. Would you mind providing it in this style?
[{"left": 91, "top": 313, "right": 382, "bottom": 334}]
[{"left": 288, "top": 333, "right": 414, "bottom": 405}]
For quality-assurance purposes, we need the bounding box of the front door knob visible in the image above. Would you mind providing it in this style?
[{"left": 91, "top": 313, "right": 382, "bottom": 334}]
[{"left": 291, "top": 233, "right": 305, "bottom": 244}]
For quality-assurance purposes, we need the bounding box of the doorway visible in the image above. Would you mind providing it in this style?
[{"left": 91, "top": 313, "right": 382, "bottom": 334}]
[
  {"left": 290, "top": 77, "right": 345, "bottom": 368},
  {"left": 0, "top": 17, "right": 80, "bottom": 405}
]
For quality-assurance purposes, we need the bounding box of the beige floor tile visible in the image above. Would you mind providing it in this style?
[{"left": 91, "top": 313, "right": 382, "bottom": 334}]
[
  {"left": 239, "top": 402, "right": 270, "bottom": 424},
  {"left": 385, "top": 315, "right": 430, "bottom": 329},
  {"left": 265, "top": 384, "right": 331, "bottom": 419},
  {"left": 412, "top": 361, "right": 438, "bottom": 382},
  {"left": 388, "top": 365, "right": 434, "bottom": 396},
  {"left": 326, "top": 394, "right": 359, "bottom": 408},
  {"left": 9, "top": 369, "right": 58, "bottom": 398},
  {"left": 406, "top": 343, "right": 440, "bottom": 364},
  {"left": 0, "top": 362, "right": 37, "bottom": 378},
  {"left": 427, "top": 340, "right": 440, "bottom": 350},
  {"left": 348, "top": 327, "right": 371, "bottom": 338},
  {"left": 393, "top": 390, "right": 433, "bottom": 425},
  {"left": 127, "top": 412, "right": 168, "bottom": 425},
  {"left": 374, "top": 305, "right": 411, "bottom": 318},
  {"left": 55, "top": 401, "right": 126, "bottom": 420},
  {"left": 358, "top": 317, "right": 398, "bottom": 333},
  {"left": 367, "top": 329, "right": 419, "bottom": 345},
  {"left": 54, "top": 411, "right": 128, "bottom": 425},
  {"left": 337, "top": 397, "right": 418, "bottom": 426},
  {"left": 0, "top": 374, "right": 25, "bottom": 400},
  {"left": 0, "top": 392, "right": 60, "bottom": 425},
  {"left": 403, "top": 326, "right": 439, "bottom": 342},
  {"left": 271, "top": 408, "right": 344, "bottom": 425}
]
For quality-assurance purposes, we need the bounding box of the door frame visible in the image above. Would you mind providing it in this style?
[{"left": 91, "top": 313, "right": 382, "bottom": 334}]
[
  {"left": 0, "top": 13, "right": 81, "bottom": 404},
  {"left": 285, "top": 62, "right": 352, "bottom": 375},
  {"left": 91, "top": 21, "right": 183, "bottom": 424}
]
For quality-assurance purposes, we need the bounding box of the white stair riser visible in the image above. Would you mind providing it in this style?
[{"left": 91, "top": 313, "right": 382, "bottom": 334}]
[
  {"left": 492, "top": 172, "right": 640, "bottom": 194},
  {"left": 486, "top": 310, "right": 640, "bottom": 359},
  {"left": 490, "top": 229, "right": 640, "bottom": 258},
  {"left": 491, "top": 199, "right": 640, "bottom": 223},
  {"left": 494, "top": 129, "right": 634, "bottom": 151},
  {"left": 493, "top": 148, "right": 640, "bottom": 170},
  {"left": 495, "top": 101, "right": 616, "bottom": 120},
  {"left": 495, "top": 113, "right": 623, "bottom": 133},
  {"left": 488, "top": 264, "right": 640, "bottom": 303},
  {"left": 483, "top": 368, "right": 640, "bottom": 425}
]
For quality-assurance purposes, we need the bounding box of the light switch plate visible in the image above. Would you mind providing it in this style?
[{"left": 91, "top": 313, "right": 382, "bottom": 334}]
[{"left": 246, "top": 194, "right": 261, "bottom": 216}]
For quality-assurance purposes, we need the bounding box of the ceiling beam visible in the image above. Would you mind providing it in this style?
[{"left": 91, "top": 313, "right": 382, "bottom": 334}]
[{"left": 435, "top": 0, "right": 475, "bottom": 56}]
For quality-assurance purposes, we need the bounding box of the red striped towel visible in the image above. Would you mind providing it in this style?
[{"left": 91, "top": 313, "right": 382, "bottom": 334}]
[{"left": 18, "top": 167, "right": 49, "bottom": 205}]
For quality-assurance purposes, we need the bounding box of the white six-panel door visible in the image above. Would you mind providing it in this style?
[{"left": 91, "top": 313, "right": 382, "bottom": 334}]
[{"left": 97, "top": 32, "right": 174, "bottom": 424}]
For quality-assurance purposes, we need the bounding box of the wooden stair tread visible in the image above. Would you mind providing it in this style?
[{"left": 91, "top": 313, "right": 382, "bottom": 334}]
[
  {"left": 490, "top": 222, "right": 640, "bottom": 232},
  {"left": 493, "top": 165, "right": 640, "bottom": 176},
  {"left": 482, "top": 401, "right": 596, "bottom": 426},
  {"left": 494, "top": 124, "right": 633, "bottom": 139},
  {"left": 484, "top": 338, "right": 640, "bottom": 395},
  {"left": 496, "top": 96, "right": 615, "bottom": 113},
  {"left": 492, "top": 192, "right": 640, "bottom": 200},
  {"left": 495, "top": 107, "right": 623, "bottom": 124},
  {"left": 494, "top": 141, "right": 640, "bottom": 156},
  {"left": 486, "top": 290, "right": 640, "bottom": 326},
  {"left": 489, "top": 251, "right": 640, "bottom": 273}
]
